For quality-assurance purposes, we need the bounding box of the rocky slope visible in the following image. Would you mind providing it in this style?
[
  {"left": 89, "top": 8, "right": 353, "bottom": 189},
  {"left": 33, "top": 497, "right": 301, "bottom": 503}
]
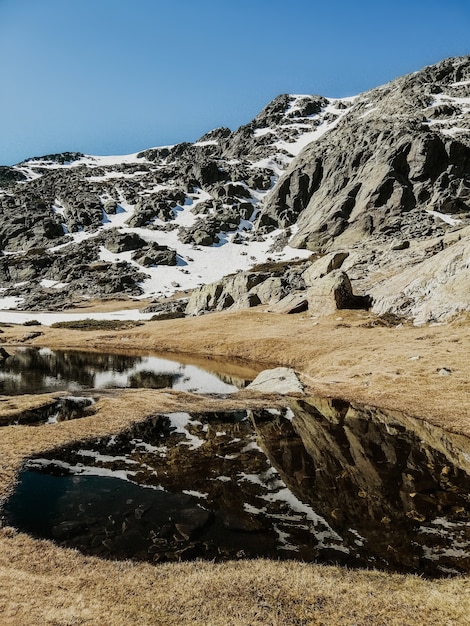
[{"left": 1, "top": 55, "right": 470, "bottom": 322}]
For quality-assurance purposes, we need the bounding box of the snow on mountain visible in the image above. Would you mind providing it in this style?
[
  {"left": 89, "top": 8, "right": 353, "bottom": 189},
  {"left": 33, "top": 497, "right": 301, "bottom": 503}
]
[
  {"left": 0, "top": 94, "right": 353, "bottom": 311},
  {"left": 1, "top": 56, "right": 470, "bottom": 323}
]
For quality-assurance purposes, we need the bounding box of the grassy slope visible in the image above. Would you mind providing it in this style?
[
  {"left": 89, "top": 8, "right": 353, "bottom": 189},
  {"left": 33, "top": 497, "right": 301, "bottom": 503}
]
[{"left": 0, "top": 309, "right": 470, "bottom": 625}]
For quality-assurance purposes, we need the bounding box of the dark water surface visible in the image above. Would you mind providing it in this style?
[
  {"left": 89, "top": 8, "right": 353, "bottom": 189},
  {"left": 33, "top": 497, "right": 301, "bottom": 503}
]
[{"left": 4, "top": 399, "right": 470, "bottom": 577}]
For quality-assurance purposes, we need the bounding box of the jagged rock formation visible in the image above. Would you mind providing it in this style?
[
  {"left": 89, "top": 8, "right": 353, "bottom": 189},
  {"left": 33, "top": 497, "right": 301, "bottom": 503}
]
[
  {"left": 1, "top": 56, "right": 470, "bottom": 321},
  {"left": 0, "top": 93, "right": 345, "bottom": 310},
  {"left": 184, "top": 255, "right": 370, "bottom": 317},
  {"left": 261, "top": 56, "right": 470, "bottom": 247}
]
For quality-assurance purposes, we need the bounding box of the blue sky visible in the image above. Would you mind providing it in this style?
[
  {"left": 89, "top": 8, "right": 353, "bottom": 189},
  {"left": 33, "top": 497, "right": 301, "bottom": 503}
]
[{"left": 1, "top": 0, "right": 469, "bottom": 165}]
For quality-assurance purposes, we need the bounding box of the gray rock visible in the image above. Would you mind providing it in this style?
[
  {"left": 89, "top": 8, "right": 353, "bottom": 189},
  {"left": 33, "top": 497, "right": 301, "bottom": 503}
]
[
  {"left": 307, "top": 270, "right": 370, "bottom": 315},
  {"left": 438, "top": 367, "right": 452, "bottom": 376},
  {"left": 390, "top": 240, "right": 411, "bottom": 251},
  {"left": 259, "top": 56, "right": 470, "bottom": 253},
  {"left": 104, "top": 199, "right": 119, "bottom": 214},
  {"left": 141, "top": 298, "right": 188, "bottom": 315},
  {"left": 302, "top": 252, "right": 349, "bottom": 285},
  {"left": 268, "top": 293, "right": 309, "bottom": 314},
  {"left": 250, "top": 277, "right": 286, "bottom": 304},
  {"left": 371, "top": 231, "right": 470, "bottom": 322},
  {"left": 185, "top": 272, "right": 271, "bottom": 316},
  {"left": 132, "top": 243, "right": 177, "bottom": 267},
  {"left": 102, "top": 230, "right": 147, "bottom": 253},
  {"left": 246, "top": 367, "right": 304, "bottom": 394}
]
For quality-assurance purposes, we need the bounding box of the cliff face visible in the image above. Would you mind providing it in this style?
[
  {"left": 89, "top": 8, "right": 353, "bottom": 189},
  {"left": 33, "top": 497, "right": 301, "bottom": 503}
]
[
  {"left": 261, "top": 56, "right": 470, "bottom": 248},
  {"left": 1, "top": 56, "right": 470, "bottom": 322}
]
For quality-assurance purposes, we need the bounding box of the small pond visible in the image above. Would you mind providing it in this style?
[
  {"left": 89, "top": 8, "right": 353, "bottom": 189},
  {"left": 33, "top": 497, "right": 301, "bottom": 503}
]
[
  {"left": 0, "top": 347, "right": 249, "bottom": 396},
  {"left": 4, "top": 399, "right": 470, "bottom": 577}
]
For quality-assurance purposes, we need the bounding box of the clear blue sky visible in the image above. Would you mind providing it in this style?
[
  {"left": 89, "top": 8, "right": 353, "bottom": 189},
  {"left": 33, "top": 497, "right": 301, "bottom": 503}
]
[{"left": 1, "top": 0, "right": 469, "bottom": 165}]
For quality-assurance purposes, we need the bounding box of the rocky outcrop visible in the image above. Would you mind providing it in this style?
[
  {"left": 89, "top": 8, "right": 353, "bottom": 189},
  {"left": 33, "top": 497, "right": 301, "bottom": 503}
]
[
  {"left": 132, "top": 243, "right": 177, "bottom": 267},
  {"left": 259, "top": 56, "right": 470, "bottom": 257},
  {"left": 302, "top": 251, "right": 349, "bottom": 284},
  {"left": 307, "top": 270, "right": 370, "bottom": 313},
  {"left": 1, "top": 55, "right": 469, "bottom": 320},
  {"left": 100, "top": 230, "right": 147, "bottom": 253},
  {"left": 185, "top": 272, "right": 274, "bottom": 316},
  {"left": 246, "top": 367, "right": 304, "bottom": 394},
  {"left": 371, "top": 229, "right": 470, "bottom": 323},
  {"left": 185, "top": 257, "right": 370, "bottom": 316}
]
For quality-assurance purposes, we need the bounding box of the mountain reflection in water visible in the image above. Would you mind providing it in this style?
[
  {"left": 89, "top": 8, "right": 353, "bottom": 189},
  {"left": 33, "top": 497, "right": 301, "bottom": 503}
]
[
  {"left": 4, "top": 399, "right": 470, "bottom": 577},
  {"left": 0, "top": 347, "right": 246, "bottom": 394}
]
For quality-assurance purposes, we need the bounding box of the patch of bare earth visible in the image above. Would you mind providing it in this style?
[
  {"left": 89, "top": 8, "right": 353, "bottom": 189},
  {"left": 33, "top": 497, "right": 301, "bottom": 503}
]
[{"left": 0, "top": 309, "right": 469, "bottom": 625}]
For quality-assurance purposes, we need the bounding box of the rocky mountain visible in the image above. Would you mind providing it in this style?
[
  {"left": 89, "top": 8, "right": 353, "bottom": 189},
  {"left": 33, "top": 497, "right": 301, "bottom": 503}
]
[{"left": 1, "top": 55, "right": 470, "bottom": 322}]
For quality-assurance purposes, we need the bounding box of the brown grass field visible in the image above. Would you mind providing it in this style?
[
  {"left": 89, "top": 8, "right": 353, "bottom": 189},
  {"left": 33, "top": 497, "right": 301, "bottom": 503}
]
[{"left": 0, "top": 308, "right": 469, "bottom": 625}]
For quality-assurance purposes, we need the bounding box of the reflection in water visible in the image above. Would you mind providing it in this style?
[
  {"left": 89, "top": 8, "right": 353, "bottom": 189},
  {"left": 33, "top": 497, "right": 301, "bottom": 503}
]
[
  {"left": 4, "top": 400, "right": 470, "bottom": 576},
  {"left": 254, "top": 399, "right": 470, "bottom": 576},
  {"left": 0, "top": 396, "right": 96, "bottom": 427},
  {"left": 0, "top": 348, "right": 244, "bottom": 395}
]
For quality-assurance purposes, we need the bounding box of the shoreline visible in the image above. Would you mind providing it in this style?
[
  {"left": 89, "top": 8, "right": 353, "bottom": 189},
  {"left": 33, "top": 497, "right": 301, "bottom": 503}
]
[{"left": 0, "top": 309, "right": 469, "bottom": 625}]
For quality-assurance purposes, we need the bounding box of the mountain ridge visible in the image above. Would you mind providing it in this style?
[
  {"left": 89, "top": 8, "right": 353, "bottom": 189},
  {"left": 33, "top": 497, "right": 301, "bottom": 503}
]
[{"left": 1, "top": 55, "right": 469, "bottom": 322}]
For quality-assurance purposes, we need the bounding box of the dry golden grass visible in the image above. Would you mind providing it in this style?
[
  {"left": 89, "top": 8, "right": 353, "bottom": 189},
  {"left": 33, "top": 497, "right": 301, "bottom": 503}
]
[
  {"left": 4, "top": 308, "right": 470, "bottom": 434},
  {"left": 1, "top": 529, "right": 470, "bottom": 626},
  {"left": 1, "top": 308, "right": 470, "bottom": 624}
]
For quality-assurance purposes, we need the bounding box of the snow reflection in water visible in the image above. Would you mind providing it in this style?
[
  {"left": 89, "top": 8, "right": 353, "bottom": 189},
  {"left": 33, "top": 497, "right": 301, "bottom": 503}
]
[
  {"left": 0, "top": 347, "right": 247, "bottom": 395},
  {"left": 4, "top": 399, "right": 470, "bottom": 577}
]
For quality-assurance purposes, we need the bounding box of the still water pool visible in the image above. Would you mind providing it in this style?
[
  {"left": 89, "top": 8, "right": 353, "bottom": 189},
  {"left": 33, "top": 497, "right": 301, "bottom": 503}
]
[
  {"left": 0, "top": 347, "right": 249, "bottom": 395},
  {"left": 4, "top": 399, "right": 470, "bottom": 577}
]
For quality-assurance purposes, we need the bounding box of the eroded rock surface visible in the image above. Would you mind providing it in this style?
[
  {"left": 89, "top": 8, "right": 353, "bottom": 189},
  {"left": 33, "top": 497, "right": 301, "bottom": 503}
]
[{"left": 1, "top": 56, "right": 470, "bottom": 320}]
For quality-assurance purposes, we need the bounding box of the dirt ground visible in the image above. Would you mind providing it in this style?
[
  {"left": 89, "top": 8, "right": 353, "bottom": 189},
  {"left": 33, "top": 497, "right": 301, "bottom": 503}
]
[{"left": 0, "top": 308, "right": 469, "bottom": 625}]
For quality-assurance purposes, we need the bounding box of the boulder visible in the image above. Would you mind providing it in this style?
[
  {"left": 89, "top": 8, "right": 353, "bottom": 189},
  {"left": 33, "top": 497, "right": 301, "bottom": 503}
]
[
  {"left": 268, "top": 293, "right": 309, "bottom": 314},
  {"left": 307, "top": 270, "right": 370, "bottom": 315},
  {"left": 227, "top": 293, "right": 262, "bottom": 311},
  {"left": 186, "top": 282, "right": 224, "bottom": 316},
  {"left": 132, "top": 244, "right": 177, "bottom": 267},
  {"left": 302, "top": 252, "right": 349, "bottom": 285},
  {"left": 104, "top": 199, "right": 119, "bottom": 214},
  {"left": 141, "top": 298, "right": 189, "bottom": 315},
  {"left": 249, "top": 276, "right": 286, "bottom": 304},
  {"left": 185, "top": 272, "right": 270, "bottom": 316},
  {"left": 102, "top": 231, "right": 147, "bottom": 253},
  {"left": 246, "top": 367, "right": 304, "bottom": 394}
]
